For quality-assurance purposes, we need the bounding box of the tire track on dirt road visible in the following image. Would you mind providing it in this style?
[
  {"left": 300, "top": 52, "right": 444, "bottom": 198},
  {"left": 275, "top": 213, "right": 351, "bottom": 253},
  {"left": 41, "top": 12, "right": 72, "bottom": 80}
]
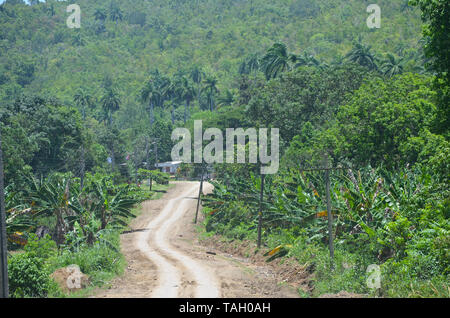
[
  {"left": 93, "top": 182, "right": 300, "bottom": 299},
  {"left": 137, "top": 182, "right": 221, "bottom": 298}
]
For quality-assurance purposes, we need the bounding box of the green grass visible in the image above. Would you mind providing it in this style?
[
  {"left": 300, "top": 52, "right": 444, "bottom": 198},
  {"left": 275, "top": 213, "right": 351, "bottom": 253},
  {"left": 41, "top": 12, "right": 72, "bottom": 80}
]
[{"left": 8, "top": 182, "right": 172, "bottom": 298}]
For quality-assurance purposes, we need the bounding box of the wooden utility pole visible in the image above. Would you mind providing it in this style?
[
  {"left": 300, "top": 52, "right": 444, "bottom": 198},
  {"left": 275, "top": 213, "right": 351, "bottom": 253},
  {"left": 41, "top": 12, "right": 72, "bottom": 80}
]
[
  {"left": 297, "top": 162, "right": 348, "bottom": 261},
  {"left": 0, "top": 127, "right": 9, "bottom": 298},
  {"left": 80, "top": 107, "right": 86, "bottom": 191},
  {"left": 154, "top": 139, "right": 158, "bottom": 168},
  {"left": 325, "top": 169, "right": 334, "bottom": 260},
  {"left": 257, "top": 173, "right": 265, "bottom": 249},
  {"left": 194, "top": 162, "right": 205, "bottom": 224},
  {"left": 145, "top": 138, "right": 150, "bottom": 191}
]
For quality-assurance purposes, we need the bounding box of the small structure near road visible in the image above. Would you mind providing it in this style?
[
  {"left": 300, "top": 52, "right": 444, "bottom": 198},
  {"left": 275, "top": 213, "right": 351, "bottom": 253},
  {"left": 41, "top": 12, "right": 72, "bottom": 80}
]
[{"left": 156, "top": 161, "right": 182, "bottom": 175}]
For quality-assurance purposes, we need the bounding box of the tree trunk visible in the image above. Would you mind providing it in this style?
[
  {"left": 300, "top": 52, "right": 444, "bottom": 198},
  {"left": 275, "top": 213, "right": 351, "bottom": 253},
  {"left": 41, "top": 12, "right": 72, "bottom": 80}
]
[
  {"left": 80, "top": 145, "right": 85, "bottom": 191},
  {"left": 187, "top": 100, "right": 191, "bottom": 119},
  {"left": 184, "top": 100, "right": 188, "bottom": 124},
  {"left": 150, "top": 101, "right": 154, "bottom": 127}
]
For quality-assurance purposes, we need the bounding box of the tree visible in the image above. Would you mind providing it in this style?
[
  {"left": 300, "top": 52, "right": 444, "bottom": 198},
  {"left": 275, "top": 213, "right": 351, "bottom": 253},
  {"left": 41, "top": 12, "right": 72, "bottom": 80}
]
[
  {"left": 245, "top": 64, "right": 370, "bottom": 142},
  {"left": 74, "top": 88, "right": 93, "bottom": 190},
  {"left": 109, "top": 2, "right": 123, "bottom": 23},
  {"left": 203, "top": 75, "right": 219, "bottom": 112},
  {"left": 191, "top": 66, "right": 203, "bottom": 106},
  {"left": 141, "top": 80, "right": 157, "bottom": 127},
  {"left": 74, "top": 88, "right": 93, "bottom": 120},
  {"left": 100, "top": 88, "right": 121, "bottom": 172},
  {"left": 100, "top": 88, "right": 121, "bottom": 126},
  {"left": 334, "top": 73, "right": 437, "bottom": 167},
  {"left": 410, "top": 0, "right": 449, "bottom": 134},
  {"left": 260, "top": 43, "right": 293, "bottom": 80},
  {"left": 176, "top": 76, "right": 195, "bottom": 124},
  {"left": 217, "top": 89, "right": 234, "bottom": 108},
  {"left": 410, "top": 0, "right": 449, "bottom": 79},
  {"left": 345, "top": 40, "right": 379, "bottom": 71},
  {"left": 380, "top": 53, "right": 405, "bottom": 77},
  {"left": 94, "top": 8, "right": 107, "bottom": 21},
  {"left": 290, "top": 51, "right": 322, "bottom": 68},
  {"left": 239, "top": 53, "right": 260, "bottom": 75}
]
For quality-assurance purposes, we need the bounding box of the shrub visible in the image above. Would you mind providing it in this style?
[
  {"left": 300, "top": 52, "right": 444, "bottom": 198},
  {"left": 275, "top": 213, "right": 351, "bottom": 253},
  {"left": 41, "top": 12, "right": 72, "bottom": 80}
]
[
  {"left": 8, "top": 252, "right": 52, "bottom": 298},
  {"left": 8, "top": 234, "right": 58, "bottom": 298}
]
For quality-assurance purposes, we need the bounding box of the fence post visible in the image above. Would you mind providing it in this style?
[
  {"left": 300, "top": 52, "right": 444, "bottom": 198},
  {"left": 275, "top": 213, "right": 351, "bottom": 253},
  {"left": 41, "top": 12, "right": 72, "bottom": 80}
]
[
  {"left": 194, "top": 163, "right": 205, "bottom": 224},
  {"left": 0, "top": 127, "right": 9, "bottom": 298},
  {"left": 325, "top": 169, "right": 334, "bottom": 260},
  {"left": 257, "top": 173, "right": 265, "bottom": 249}
]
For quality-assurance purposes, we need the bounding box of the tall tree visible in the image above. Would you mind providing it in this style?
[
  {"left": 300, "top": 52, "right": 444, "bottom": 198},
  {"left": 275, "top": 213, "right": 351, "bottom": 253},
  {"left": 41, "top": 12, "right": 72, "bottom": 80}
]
[
  {"left": 260, "top": 43, "right": 295, "bottom": 80},
  {"left": 380, "top": 53, "right": 405, "bottom": 77},
  {"left": 345, "top": 40, "right": 379, "bottom": 71},
  {"left": 100, "top": 88, "right": 121, "bottom": 171},
  {"left": 203, "top": 75, "right": 219, "bottom": 112},
  {"left": 94, "top": 8, "right": 107, "bottom": 21},
  {"left": 109, "top": 1, "right": 123, "bottom": 23},
  {"left": 411, "top": 0, "right": 449, "bottom": 134},
  {"left": 190, "top": 66, "right": 203, "bottom": 106},
  {"left": 141, "top": 80, "right": 157, "bottom": 127},
  {"left": 73, "top": 88, "right": 92, "bottom": 190},
  {"left": 100, "top": 88, "right": 120, "bottom": 126},
  {"left": 176, "top": 76, "right": 196, "bottom": 124},
  {"left": 74, "top": 88, "right": 93, "bottom": 120}
]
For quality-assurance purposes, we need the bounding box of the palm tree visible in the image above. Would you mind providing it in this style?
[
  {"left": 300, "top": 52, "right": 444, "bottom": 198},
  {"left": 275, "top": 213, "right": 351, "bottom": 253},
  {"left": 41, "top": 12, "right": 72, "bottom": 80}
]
[
  {"left": 247, "top": 53, "right": 260, "bottom": 74},
  {"left": 380, "top": 53, "right": 405, "bottom": 77},
  {"left": 290, "top": 51, "right": 321, "bottom": 68},
  {"left": 100, "top": 88, "right": 121, "bottom": 126},
  {"left": 72, "top": 31, "right": 85, "bottom": 46},
  {"left": 94, "top": 8, "right": 107, "bottom": 21},
  {"left": 260, "top": 43, "right": 293, "bottom": 80},
  {"left": 141, "top": 80, "right": 157, "bottom": 127},
  {"left": 178, "top": 76, "right": 196, "bottom": 124},
  {"left": 191, "top": 66, "right": 203, "bottom": 106},
  {"left": 203, "top": 76, "right": 219, "bottom": 112},
  {"left": 74, "top": 88, "right": 93, "bottom": 120},
  {"left": 164, "top": 100, "right": 176, "bottom": 125},
  {"left": 217, "top": 89, "right": 234, "bottom": 108},
  {"left": 74, "top": 88, "right": 93, "bottom": 190},
  {"left": 109, "top": 2, "right": 123, "bottom": 23},
  {"left": 345, "top": 40, "right": 378, "bottom": 71},
  {"left": 239, "top": 53, "right": 260, "bottom": 75}
]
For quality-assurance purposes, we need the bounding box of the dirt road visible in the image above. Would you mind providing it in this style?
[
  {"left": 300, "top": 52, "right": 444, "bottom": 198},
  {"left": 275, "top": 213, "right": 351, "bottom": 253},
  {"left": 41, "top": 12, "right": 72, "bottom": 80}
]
[{"left": 93, "top": 182, "right": 300, "bottom": 298}]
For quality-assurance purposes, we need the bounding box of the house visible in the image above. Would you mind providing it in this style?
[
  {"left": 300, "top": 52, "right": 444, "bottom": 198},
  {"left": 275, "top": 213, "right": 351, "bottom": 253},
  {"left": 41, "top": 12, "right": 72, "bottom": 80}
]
[{"left": 155, "top": 161, "right": 183, "bottom": 175}]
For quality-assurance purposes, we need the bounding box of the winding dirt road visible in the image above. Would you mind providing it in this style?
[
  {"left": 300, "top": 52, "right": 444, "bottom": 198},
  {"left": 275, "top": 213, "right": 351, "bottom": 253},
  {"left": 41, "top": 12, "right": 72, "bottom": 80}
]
[{"left": 93, "top": 182, "right": 300, "bottom": 298}]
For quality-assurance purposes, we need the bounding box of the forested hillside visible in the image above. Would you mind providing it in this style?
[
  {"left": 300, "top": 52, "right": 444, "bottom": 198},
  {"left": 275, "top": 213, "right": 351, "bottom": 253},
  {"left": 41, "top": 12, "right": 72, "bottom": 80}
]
[{"left": 0, "top": 0, "right": 448, "bottom": 298}]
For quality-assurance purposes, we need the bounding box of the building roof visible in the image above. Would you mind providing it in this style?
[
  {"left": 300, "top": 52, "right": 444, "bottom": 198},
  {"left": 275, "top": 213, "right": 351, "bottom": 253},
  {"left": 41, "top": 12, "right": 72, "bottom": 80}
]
[{"left": 156, "top": 161, "right": 183, "bottom": 167}]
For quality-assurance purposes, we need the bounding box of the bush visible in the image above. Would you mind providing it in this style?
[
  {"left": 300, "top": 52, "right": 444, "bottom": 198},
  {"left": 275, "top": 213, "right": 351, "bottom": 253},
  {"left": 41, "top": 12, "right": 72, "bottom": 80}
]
[
  {"left": 52, "top": 230, "right": 124, "bottom": 286},
  {"left": 8, "top": 253, "right": 52, "bottom": 298},
  {"left": 8, "top": 234, "right": 58, "bottom": 298}
]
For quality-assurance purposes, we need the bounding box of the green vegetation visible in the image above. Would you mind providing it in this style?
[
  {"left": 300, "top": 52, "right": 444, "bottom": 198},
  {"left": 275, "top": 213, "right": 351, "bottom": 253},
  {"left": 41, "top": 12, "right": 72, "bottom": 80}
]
[
  {"left": 0, "top": 0, "right": 448, "bottom": 298},
  {"left": 5, "top": 171, "right": 169, "bottom": 297}
]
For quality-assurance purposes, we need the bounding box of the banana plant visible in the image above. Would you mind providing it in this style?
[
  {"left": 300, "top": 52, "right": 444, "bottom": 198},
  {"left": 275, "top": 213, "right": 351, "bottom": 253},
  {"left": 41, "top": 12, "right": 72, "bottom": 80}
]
[
  {"left": 85, "top": 177, "right": 138, "bottom": 230},
  {"left": 26, "top": 173, "right": 76, "bottom": 246},
  {"left": 4, "top": 185, "right": 34, "bottom": 246}
]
